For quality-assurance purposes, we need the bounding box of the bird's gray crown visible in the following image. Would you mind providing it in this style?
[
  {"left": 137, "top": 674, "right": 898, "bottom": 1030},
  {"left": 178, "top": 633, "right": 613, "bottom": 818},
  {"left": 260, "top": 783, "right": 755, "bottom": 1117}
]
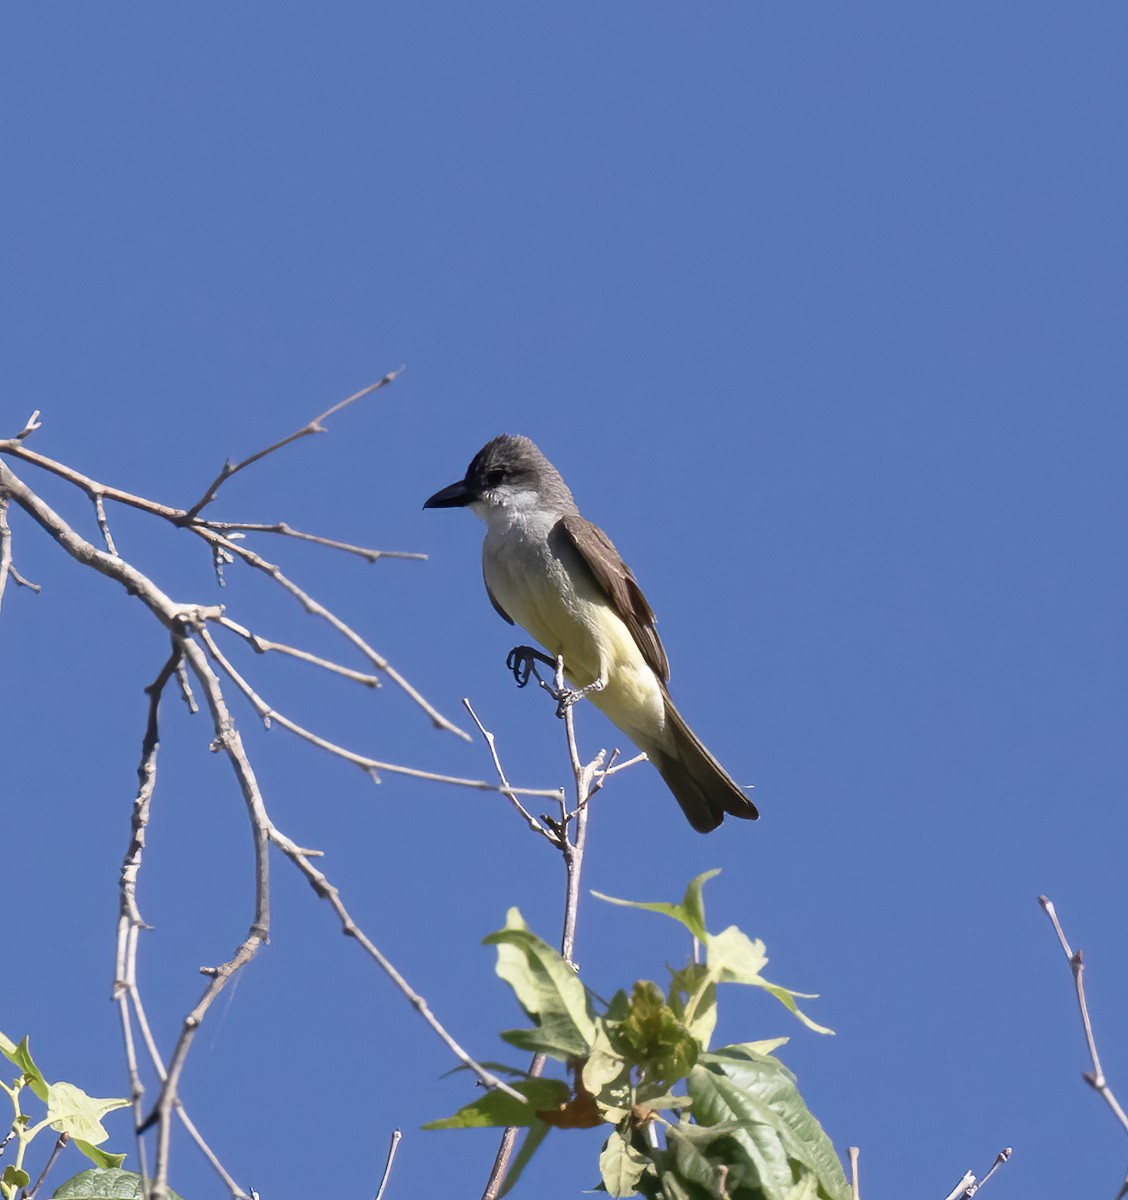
[{"left": 465, "top": 434, "right": 577, "bottom": 511}]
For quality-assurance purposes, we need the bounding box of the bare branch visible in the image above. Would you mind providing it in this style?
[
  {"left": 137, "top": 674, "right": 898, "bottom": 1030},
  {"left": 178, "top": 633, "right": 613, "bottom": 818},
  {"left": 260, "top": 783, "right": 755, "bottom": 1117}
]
[
  {"left": 114, "top": 648, "right": 177, "bottom": 1169},
  {"left": 271, "top": 824, "right": 524, "bottom": 1102},
  {"left": 848, "top": 1146, "right": 859, "bottom": 1200},
  {"left": 0, "top": 461, "right": 194, "bottom": 637},
  {"left": 0, "top": 493, "right": 42, "bottom": 613},
  {"left": 0, "top": 493, "right": 12, "bottom": 612},
  {"left": 948, "top": 1147, "right": 1013, "bottom": 1198},
  {"left": 599, "top": 752, "right": 647, "bottom": 778},
  {"left": 23, "top": 1131, "right": 69, "bottom": 1200},
  {"left": 4, "top": 417, "right": 549, "bottom": 1191},
  {"left": 1039, "top": 895, "right": 1128, "bottom": 1136},
  {"left": 199, "top": 520, "right": 426, "bottom": 563},
  {"left": 114, "top": 648, "right": 251, "bottom": 1197},
  {"left": 175, "top": 658, "right": 199, "bottom": 713},
  {"left": 199, "top": 624, "right": 556, "bottom": 797},
  {"left": 15, "top": 409, "right": 42, "bottom": 440},
  {"left": 943, "top": 1173, "right": 975, "bottom": 1200},
  {"left": 140, "top": 637, "right": 272, "bottom": 1200},
  {"left": 184, "top": 371, "right": 402, "bottom": 519},
  {"left": 971, "top": 1148, "right": 1012, "bottom": 1194},
  {"left": 0, "top": 423, "right": 467, "bottom": 739},
  {"left": 463, "top": 699, "right": 555, "bottom": 840},
  {"left": 482, "top": 655, "right": 608, "bottom": 1200},
  {"left": 215, "top": 614, "right": 383, "bottom": 688},
  {"left": 374, "top": 1129, "right": 403, "bottom": 1200},
  {"left": 92, "top": 492, "right": 118, "bottom": 555},
  {"left": 200, "top": 528, "right": 469, "bottom": 740},
  {"left": 0, "top": 439, "right": 187, "bottom": 521}
]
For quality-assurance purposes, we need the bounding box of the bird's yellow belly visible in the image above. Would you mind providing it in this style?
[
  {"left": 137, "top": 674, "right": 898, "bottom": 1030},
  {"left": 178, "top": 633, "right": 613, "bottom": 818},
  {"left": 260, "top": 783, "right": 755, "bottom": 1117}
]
[{"left": 495, "top": 569, "right": 666, "bottom": 746}]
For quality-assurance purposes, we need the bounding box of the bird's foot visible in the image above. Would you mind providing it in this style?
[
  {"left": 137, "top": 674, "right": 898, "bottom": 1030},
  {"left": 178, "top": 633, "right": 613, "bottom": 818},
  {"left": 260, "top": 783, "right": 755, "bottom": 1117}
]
[
  {"left": 506, "top": 645, "right": 556, "bottom": 689},
  {"left": 554, "top": 676, "right": 606, "bottom": 719}
]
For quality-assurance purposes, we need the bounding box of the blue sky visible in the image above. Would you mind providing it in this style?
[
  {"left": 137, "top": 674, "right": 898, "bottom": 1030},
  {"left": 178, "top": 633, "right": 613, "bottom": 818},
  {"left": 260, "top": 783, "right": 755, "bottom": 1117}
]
[{"left": 3, "top": 5, "right": 1126, "bottom": 1198}]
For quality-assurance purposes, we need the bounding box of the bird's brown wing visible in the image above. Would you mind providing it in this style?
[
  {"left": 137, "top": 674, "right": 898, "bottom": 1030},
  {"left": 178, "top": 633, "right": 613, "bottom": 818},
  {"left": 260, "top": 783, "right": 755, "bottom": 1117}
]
[{"left": 556, "top": 513, "right": 670, "bottom": 684}]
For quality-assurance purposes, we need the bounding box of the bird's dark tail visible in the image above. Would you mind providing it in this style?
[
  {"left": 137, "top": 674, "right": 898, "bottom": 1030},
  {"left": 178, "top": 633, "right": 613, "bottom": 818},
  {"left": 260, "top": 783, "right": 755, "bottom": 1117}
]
[{"left": 647, "top": 694, "right": 759, "bottom": 833}]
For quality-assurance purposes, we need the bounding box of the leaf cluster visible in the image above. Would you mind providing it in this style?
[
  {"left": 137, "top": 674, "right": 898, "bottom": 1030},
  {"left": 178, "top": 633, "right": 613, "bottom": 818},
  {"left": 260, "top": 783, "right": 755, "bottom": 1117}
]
[
  {"left": 426, "top": 872, "right": 850, "bottom": 1199},
  {"left": 0, "top": 1032, "right": 161, "bottom": 1200}
]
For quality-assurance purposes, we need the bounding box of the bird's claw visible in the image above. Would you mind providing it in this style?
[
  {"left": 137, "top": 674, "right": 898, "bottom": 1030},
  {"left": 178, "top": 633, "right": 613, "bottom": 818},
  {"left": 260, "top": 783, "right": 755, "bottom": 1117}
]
[{"left": 506, "top": 645, "right": 555, "bottom": 689}]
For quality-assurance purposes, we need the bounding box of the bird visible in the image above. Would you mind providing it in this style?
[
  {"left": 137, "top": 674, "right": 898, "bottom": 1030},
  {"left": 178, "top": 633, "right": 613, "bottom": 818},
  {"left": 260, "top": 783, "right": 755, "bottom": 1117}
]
[{"left": 424, "top": 434, "right": 757, "bottom": 833}]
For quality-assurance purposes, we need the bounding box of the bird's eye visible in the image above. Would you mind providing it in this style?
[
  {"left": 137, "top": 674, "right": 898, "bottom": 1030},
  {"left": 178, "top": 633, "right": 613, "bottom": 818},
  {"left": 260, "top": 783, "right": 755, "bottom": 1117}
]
[{"left": 485, "top": 468, "right": 506, "bottom": 487}]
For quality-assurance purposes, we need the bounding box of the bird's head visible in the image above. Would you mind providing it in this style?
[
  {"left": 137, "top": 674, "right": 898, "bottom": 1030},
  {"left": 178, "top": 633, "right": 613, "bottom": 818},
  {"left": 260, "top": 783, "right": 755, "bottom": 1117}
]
[{"left": 424, "top": 434, "right": 575, "bottom": 520}]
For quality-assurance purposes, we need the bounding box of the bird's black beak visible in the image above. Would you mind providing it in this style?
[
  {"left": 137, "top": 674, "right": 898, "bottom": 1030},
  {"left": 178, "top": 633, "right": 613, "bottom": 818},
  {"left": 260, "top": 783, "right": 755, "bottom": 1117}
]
[{"left": 423, "top": 479, "right": 477, "bottom": 509}]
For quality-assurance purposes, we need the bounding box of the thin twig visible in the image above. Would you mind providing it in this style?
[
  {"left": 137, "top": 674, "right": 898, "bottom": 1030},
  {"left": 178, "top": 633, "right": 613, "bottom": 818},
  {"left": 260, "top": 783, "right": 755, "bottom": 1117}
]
[
  {"left": 1039, "top": 896, "right": 1128, "bottom": 1135},
  {"left": 374, "top": 1128, "right": 402, "bottom": 1200},
  {"left": 3, "top": 420, "right": 528, "bottom": 1192},
  {"left": 463, "top": 700, "right": 555, "bottom": 840},
  {"left": 199, "top": 624, "right": 556, "bottom": 797},
  {"left": 200, "top": 528, "right": 470, "bottom": 740},
  {"left": 270, "top": 825, "right": 524, "bottom": 1102},
  {"left": 0, "top": 439, "right": 187, "bottom": 521},
  {"left": 23, "top": 1131, "right": 68, "bottom": 1200},
  {"left": 848, "top": 1146, "right": 860, "bottom": 1200},
  {"left": 184, "top": 371, "right": 401, "bottom": 519},
  {"left": 970, "top": 1148, "right": 1012, "bottom": 1194},
  {"left": 111, "top": 650, "right": 248, "bottom": 1199},
  {"left": 216, "top": 615, "right": 383, "bottom": 687},
  {"left": 200, "top": 521, "right": 426, "bottom": 562},
  {"left": 0, "top": 494, "right": 12, "bottom": 612},
  {"left": 948, "top": 1147, "right": 1012, "bottom": 1199},
  {"left": 0, "top": 494, "right": 41, "bottom": 612},
  {"left": 15, "top": 410, "right": 43, "bottom": 440},
  {"left": 175, "top": 658, "right": 198, "bottom": 713},
  {"left": 93, "top": 492, "right": 118, "bottom": 555},
  {"left": 0, "top": 386, "right": 464, "bottom": 739},
  {"left": 481, "top": 656, "right": 605, "bottom": 1200},
  {"left": 141, "top": 637, "right": 272, "bottom": 1200},
  {"left": 599, "top": 752, "right": 647, "bottom": 778},
  {"left": 114, "top": 649, "right": 180, "bottom": 1187},
  {"left": 943, "top": 1173, "right": 975, "bottom": 1200}
]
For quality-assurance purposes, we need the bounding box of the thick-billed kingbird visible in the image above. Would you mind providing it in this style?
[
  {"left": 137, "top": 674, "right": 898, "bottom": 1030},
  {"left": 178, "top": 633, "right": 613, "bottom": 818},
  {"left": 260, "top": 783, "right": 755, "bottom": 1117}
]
[{"left": 424, "top": 434, "right": 757, "bottom": 833}]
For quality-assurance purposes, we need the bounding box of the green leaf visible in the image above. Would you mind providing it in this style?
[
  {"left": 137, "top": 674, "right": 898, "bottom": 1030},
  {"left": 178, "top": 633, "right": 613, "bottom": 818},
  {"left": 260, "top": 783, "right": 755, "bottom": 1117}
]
[
  {"left": 706, "top": 926, "right": 768, "bottom": 984},
  {"left": 592, "top": 869, "right": 720, "bottom": 942},
  {"left": 73, "top": 1139, "right": 128, "bottom": 1169},
  {"left": 685, "top": 1070, "right": 795, "bottom": 1199},
  {"left": 485, "top": 909, "right": 596, "bottom": 1059},
  {"left": 499, "top": 1025, "right": 592, "bottom": 1061},
  {"left": 2, "top": 1166, "right": 31, "bottom": 1191},
  {"left": 0, "top": 1034, "right": 50, "bottom": 1102},
  {"left": 580, "top": 1023, "right": 629, "bottom": 1112},
  {"left": 599, "top": 1129, "right": 650, "bottom": 1198},
  {"left": 497, "top": 1119, "right": 551, "bottom": 1198},
  {"left": 633, "top": 1089, "right": 690, "bottom": 1114},
  {"left": 46, "top": 1083, "right": 129, "bottom": 1146},
  {"left": 757, "top": 982, "right": 834, "bottom": 1036},
  {"left": 667, "top": 964, "right": 717, "bottom": 1051},
  {"left": 666, "top": 1122, "right": 743, "bottom": 1191},
  {"left": 705, "top": 928, "right": 833, "bottom": 1035},
  {"left": 50, "top": 1168, "right": 186, "bottom": 1199},
  {"left": 439, "top": 1059, "right": 530, "bottom": 1080},
  {"left": 709, "top": 1038, "right": 790, "bottom": 1059},
  {"left": 423, "top": 1077, "right": 570, "bottom": 1130},
  {"left": 689, "top": 1053, "right": 851, "bottom": 1200}
]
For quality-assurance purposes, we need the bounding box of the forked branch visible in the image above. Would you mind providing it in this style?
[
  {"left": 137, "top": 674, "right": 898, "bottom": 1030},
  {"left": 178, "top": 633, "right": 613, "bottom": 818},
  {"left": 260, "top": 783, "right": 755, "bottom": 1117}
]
[{"left": 1039, "top": 895, "right": 1128, "bottom": 1136}]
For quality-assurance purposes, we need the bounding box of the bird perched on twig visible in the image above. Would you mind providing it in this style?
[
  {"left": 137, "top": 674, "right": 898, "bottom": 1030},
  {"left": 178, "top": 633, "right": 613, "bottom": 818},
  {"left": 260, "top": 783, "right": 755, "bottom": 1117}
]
[{"left": 425, "top": 434, "right": 757, "bottom": 833}]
